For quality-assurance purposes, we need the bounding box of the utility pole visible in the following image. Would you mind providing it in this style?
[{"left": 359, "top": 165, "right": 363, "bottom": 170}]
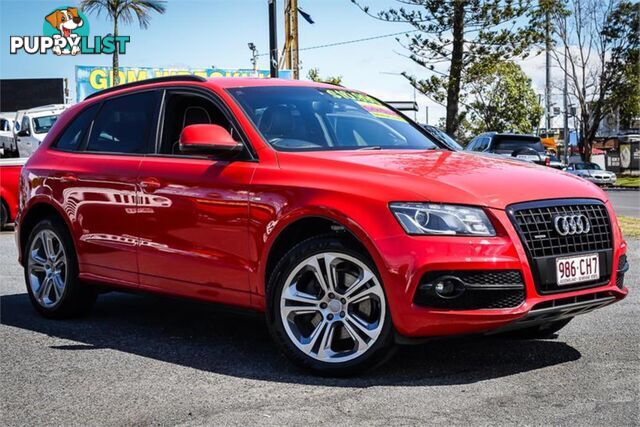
[
  {"left": 545, "top": 10, "right": 552, "bottom": 132},
  {"left": 413, "top": 86, "right": 417, "bottom": 121},
  {"left": 563, "top": 32, "right": 569, "bottom": 165},
  {"left": 282, "top": 0, "right": 300, "bottom": 79},
  {"left": 268, "top": 0, "right": 279, "bottom": 78}
]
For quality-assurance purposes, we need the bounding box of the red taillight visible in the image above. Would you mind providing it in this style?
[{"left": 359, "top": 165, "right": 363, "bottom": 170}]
[{"left": 545, "top": 157, "right": 551, "bottom": 166}]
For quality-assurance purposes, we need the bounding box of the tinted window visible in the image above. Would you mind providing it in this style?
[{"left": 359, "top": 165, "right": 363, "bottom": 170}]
[
  {"left": 55, "top": 105, "right": 98, "bottom": 151},
  {"left": 229, "top": 86, "right": 439, "bottom": 151},
  {"left": 493, "top": 136, "right": 544, "bottom": 152},
  {"left": 0, "top": 119, "right": 10, "bottom": 131},
  {"left": 87, "top": 91, "right": 157, "bottom": 154},
  {"left": 32, "top": 115, "right": 58, "bottom": 134}
]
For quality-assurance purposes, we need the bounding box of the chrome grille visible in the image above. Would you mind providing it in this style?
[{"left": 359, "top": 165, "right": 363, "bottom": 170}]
[
  {"left": 511, "top": 202, "right": 612, "bottom": 258},
  {"left": 508, "top": 200, "right": 613, "bottom": 293}
]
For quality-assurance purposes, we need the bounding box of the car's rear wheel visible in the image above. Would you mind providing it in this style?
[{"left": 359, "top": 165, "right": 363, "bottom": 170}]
[
  {"left": 497, "top": 318, "right": 573, "bottom": 339},
  {"left": 24, "top": 218, "right": 96, "bottom": 318},
  {"left": 267, "top": 236, "right": 395, "bottom": 376}
]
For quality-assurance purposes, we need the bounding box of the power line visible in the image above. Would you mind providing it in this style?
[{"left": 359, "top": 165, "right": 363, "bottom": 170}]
[{"left": 257, "top": 30, "right": 418, "bottom": 56}]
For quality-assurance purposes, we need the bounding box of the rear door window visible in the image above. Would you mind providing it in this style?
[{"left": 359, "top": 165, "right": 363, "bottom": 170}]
[
  {"left": 54, "top": 104, "right": 99, "bottom": 151},
  {"left": 87, "top": 91, "right": 159, "bottom": 154}
]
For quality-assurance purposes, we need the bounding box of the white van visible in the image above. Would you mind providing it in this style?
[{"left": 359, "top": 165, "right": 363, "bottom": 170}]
[
  {"left": 14, "top": 104, "right": 67, "bottom": 157},
  {"left": 0, "top": 113, "right": 17, "bottom": 157}
]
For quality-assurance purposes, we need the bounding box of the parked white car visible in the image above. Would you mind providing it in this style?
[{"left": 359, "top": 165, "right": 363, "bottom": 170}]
[
  {"left": 565, "top": 162, "right": 617, "bottom": 186},
  {"left": 14, "top": 104, "right": 67, "bottom": 157}
]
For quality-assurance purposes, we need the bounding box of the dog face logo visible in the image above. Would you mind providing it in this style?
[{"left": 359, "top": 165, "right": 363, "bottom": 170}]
[
  {"left": 44, "top": 7, "right": 84, "bottom": 55},
  {"left": 9, "top": 6, "right": 130, "bottom": 56}
]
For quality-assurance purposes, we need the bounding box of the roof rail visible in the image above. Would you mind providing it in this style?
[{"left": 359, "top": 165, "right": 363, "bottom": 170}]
[{"left": 84, "top": 75, "right": 207, "bottom": 101}]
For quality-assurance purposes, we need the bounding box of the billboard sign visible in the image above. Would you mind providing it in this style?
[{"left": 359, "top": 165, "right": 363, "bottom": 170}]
[
  {"left": 76, "top": 66, "right": 292, "bottom": 101},
  {"left": 0, "top": 78, "right": 65, "bottom": 111}
]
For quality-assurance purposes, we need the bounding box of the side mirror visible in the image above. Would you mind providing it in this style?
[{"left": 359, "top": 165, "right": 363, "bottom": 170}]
[
  {"left": 17, "top": 128, "right": 30, "bottom": 137},
  {"left": 179, "top": 124, "right": 242, "bottom": 155}
]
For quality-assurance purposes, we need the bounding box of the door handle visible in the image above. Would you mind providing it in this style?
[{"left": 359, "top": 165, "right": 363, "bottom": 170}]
[
  {"left": 140, "top": 177, "right": 161, "bottom": 193},
  {"left": 59, "top": 173, "right": 78, "bottom": 183}
]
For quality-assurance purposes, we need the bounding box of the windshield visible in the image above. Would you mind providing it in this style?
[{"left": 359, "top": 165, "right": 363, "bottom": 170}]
[
  {"left": 575, "top": 162, "right": 602, "bottom": 170},
  {"left": 32, "top": 115, "right": 58, "bottom": 134},
  {"left": 493, "top": 136, "right": 544, "bottom": 152},
  {"left": 228, "top": 86, "right": 439, "bottom": 151}
]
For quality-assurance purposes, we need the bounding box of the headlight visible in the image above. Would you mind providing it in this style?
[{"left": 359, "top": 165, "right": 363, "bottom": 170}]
[{"left": 390, "top": 203, "right": 496, "bottom": 236}]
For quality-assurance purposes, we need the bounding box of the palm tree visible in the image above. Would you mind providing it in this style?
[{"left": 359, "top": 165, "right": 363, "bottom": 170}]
[{"left": 80, "top": 0, "right": 166, "bottom": 86}]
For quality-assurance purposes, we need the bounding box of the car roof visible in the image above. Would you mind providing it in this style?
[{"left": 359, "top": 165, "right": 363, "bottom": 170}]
[
  {"left": 84, "top": 76, "right": 343, "bottom": 102},
  {"left": 489, "top": 132, "right": 538, "bottom": 137},
  {"left": 205, "top": 77, "right": 339, "bottom": 89}
]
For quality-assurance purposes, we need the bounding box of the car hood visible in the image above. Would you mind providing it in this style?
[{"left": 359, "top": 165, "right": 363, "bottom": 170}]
[{"left": 280, "top": 149, "right": 607, "bottom": 209}]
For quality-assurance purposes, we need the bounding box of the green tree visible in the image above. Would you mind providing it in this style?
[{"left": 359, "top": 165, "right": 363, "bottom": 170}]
[
  {"left": 351, "top": 0, "right": 545, "bottom": 138},
  {"left": 549, "top": 0, "right": 639, "bottom": 161},
  {"left": 307, "top": 68, "right": 343, "bottom": 86},
  {"left": 463, "top": 61, "right": 543, "bottom": 135},
  {"left": 608, "top": 6, "right": 640, "bottom": 130},
  {"left": 80, "top": 0, "right": 167, "bottom": 86}
]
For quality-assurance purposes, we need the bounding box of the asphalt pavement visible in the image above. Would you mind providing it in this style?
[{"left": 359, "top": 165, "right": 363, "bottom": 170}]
[
  {"left": 606, "top": 190, "right": 640, "bottom": 218},
  {"left": 0, "top": 230, "right": 638, "bottom": 426}
]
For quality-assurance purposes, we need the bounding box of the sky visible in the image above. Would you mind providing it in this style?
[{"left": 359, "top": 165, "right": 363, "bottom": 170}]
[{"left": 0, "top": 0, "right": 557, "bottom": 125}]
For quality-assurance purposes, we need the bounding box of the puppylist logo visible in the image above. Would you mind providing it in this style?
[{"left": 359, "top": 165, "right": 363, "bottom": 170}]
[{"left": 9, "top": 6, "right": 130, "bottom": 56}]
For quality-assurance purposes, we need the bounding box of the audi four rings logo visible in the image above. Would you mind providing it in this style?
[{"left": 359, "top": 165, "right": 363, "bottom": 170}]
[{"left": 554, "top": 214, "right": 591, "bottom": 236}]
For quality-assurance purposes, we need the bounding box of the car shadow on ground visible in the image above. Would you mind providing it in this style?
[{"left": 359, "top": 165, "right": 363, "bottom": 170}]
[{"left": 0, "top": 291, "right": 581, "bottom": 386}]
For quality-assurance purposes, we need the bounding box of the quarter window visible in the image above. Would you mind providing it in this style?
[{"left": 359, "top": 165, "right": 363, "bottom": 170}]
[
  {"left": 54, "top": 104, "right": 98, "bottom": 151},
  {"left": 87, "top": 91, "right": 158, "bottom": 154}
]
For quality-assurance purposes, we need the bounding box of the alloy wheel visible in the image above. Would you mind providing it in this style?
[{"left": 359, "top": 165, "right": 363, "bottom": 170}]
[
  {"left": 279, "top": 252, "right": 386, "bottom": 363},
  {"left": 28, "top": 229, "right": 67, "bottom": 308}
]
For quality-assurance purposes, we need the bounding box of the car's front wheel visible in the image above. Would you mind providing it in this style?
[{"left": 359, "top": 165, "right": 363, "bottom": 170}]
[{"left": 267, "top": 236, "right": 395, "bottom": 376}]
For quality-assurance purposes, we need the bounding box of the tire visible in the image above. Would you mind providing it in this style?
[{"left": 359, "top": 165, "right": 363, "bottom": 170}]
[
  {"left": 23, "top": 217, "right": 96, "bottom": 319},
  {"left": 497, "top": 318, "right": 573, "bottom": 339},
  {"left": 266, "top": 235, "right": 395, "bottom": 376},
  {"left": 0, "top": 201, "right": 7, "bottom": 230}
]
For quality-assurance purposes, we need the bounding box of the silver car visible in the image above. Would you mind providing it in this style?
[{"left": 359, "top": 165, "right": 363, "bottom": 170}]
[{"left": 566, "top": 162, "right": 617, "bottom": 186}]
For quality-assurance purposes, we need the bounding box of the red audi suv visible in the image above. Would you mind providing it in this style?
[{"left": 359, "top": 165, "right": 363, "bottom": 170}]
[{"left": 15, "top": 76, "right": 629, "bottom": 375}]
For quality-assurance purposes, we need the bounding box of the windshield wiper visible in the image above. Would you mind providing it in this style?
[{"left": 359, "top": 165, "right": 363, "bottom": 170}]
[{"left": 356, "top": 146, "right": 382, "bottom": 150}]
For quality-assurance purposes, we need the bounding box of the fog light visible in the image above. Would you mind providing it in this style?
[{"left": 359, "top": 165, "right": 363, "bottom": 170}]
[{"left": 433, "top": 276, "right": 465, "bottom": 299}]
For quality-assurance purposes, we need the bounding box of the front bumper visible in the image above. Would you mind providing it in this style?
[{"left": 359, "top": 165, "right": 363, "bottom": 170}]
[
  {"left": 375, "top": 206, "right": 628, "bottom": 338},
  {"left": 585, "top": 176, "right": 617, "bottom": 185}
]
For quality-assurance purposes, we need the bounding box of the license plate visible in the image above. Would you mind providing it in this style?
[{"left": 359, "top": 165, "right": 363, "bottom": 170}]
[
  {"left": 556, "top": 254, "right": 600, "bottom": 286},
  {"left": 516, "top": 154, "right": 539, "bottom": 161}
]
